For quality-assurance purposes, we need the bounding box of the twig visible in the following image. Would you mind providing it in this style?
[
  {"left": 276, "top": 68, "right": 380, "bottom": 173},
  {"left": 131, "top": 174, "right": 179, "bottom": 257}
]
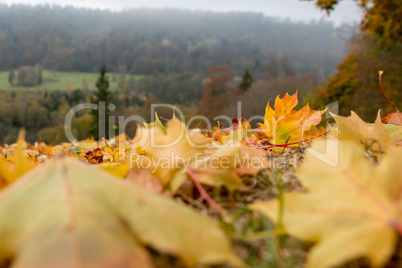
[{"left": 379, "top": 71, "right": 399, "bottom": 112}]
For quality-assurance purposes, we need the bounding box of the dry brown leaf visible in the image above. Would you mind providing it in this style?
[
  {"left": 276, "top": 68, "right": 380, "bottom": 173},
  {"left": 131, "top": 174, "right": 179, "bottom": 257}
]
[{"left": 85, "top": 148, "right": 104, "bottom": 164}]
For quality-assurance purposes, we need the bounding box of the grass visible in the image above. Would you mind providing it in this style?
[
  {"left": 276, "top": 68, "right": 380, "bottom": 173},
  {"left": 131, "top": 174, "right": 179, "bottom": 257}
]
[{"left": 0, "top": 69, "right": 142, "bottom": 91}]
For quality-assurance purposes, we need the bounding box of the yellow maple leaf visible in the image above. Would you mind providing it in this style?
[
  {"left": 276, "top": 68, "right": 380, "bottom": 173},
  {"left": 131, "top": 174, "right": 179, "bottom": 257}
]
[
  {"left": 0, "top": 156, "right": 245, "bottom": 268},
  {"left": 98, "top": 163, "right": 130, "bottom": 178},
  {"left": 104, "top": 146, "right": 119, "bottom": 163},
  {"left": 331, "top": 110, "right": 402, "bottom": 151},
  {"left": 170, "top": 147, "right": 245, "bottom": 193},
  {"left": 133, "top": 117, "right": 208, "bottom": 185},
  {"left": 0, "top": 131, "right": 35, "bottom": 188},
  {"left": 251, "top": 139, "right": 402, "bottom": 267},
  {"left": 259, "top": 91, "right": 326, "bottom": 145}
]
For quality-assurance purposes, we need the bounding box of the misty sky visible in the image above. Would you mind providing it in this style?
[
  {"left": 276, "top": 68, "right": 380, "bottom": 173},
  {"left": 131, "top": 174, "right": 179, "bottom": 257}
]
[{"left": 0, "top": 0, "right": 362, "bottom": 25}]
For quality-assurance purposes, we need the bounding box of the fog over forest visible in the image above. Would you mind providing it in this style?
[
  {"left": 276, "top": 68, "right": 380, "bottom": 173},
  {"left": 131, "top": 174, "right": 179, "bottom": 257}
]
[{"left": 0, "top": 4, "right": 353, "bottom": 77}]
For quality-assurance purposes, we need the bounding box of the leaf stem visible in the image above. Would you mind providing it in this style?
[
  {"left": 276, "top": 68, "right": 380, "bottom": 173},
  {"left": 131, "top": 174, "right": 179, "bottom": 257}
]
[
  {"left": 247, "top": 128, "right": 332, "bottom": 149},
  {"left": 186, "top": 167, "right": 225, "bottom": 217},
  {"left": 379, "top": 71, "right": 399, "bottom": 112}
]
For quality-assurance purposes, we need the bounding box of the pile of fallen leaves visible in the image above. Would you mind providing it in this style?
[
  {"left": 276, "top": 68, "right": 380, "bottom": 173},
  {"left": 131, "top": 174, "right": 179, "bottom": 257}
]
[{"left": 0, "top": 71, "right": 402, "bottom": 268}]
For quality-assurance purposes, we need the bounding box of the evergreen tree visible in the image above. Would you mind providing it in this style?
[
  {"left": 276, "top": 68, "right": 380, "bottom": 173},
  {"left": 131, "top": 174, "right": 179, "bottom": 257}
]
[
  {"left": 238, "top": 69, "right": 253, "bottom": 92},
  {"left": 90, "top": 65, "right": 111, "bottom": 140},
  {"left": 8, "top": 71, "right": 15, "bottom": 85}
]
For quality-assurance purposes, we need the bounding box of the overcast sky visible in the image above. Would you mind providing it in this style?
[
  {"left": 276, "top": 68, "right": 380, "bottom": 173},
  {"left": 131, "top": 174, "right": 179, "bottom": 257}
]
[{"left": 0, "top": 0, "right": 362, "bottom": 25}]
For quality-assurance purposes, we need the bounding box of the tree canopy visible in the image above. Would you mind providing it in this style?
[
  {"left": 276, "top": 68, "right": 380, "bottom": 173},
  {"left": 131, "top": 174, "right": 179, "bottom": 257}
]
[
  {"left": 309, "top": 0, "right": 402, "bottom": 120},
  {"left": 310, "top": 0, "right": 402, "bottom": 48}
]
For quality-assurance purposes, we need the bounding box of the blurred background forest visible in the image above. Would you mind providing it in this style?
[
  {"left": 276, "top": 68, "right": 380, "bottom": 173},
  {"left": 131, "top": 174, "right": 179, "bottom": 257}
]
[{"left": 0, "top": 1, "right": 400, "bottom": 144}]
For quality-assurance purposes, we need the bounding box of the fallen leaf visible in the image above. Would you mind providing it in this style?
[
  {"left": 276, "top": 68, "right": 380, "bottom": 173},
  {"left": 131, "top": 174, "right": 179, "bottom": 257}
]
[
  {"left": 98, "top": 163, "right": 130, "bottom": 178},
  {"left": 251, "top": 139, "right": 402, "bottom": 268},
  {"left": 104, "top": 145, "right": 119, "bottom": 163},
  {"left": 133, "top": 117, "right": 208, "bottom": 185},
  {"left": 388, "top": 112, "right": 402, "bottom": 125},
  {"left": 383, "top": 124, "right": 402, "bottom": 142},
  {"left": 0, "top": 131, "right": 35, "bottom": 188},
  {"left": 146, "top": 112, "right": 167, "bottom": 133},
  {"left": 0, "top": 157, "right": 244, "bottom": 268},
  {"left": 259, "top": 91, "right": 326, "bottom": 145},
  {"left": 85, "top": 148, "right": 104, "bottom": 164},
  {"left": 126, "top": 167, "right": 163, "bottom": 194},
  {"left": 206, "top": 144, "right": 270, "bottom": 176},
  {"left": 332, "top": 110, "right": 402, "bottom": 151},
  {"left": 382, "top": 110, "right": 402, "bottom": 126},
  {"left": 189, "top": 147, "right": 245, "bottom": 192}
]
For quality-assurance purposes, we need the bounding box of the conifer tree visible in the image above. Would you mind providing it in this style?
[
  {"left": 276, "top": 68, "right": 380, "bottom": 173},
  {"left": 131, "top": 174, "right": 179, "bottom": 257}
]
[
  {"left": 238, "top": 69, "right": 253, "bottom": 92},
  {"left": 90, "top": 65, "right": 111, "bottom": 140},
  {"left": 8, "top": 71, "right": 15, "bottom": 85}
]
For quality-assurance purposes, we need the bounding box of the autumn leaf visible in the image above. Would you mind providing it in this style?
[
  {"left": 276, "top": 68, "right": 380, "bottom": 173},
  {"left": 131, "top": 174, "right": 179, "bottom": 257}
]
[
  {"left": 259, "top": 91, "right": 326, "bottom": 145},
  {"left": 146, "top": 112, "right": 167, "bottom": 133},
  {"left": 205, "top": 143, "right": 269, "bottom": 176},
  {"left": 133, "top": 117, "right": 208, "bottom": 185},
  {"left": 193, "top": 147, "right": 244, "bottom": 191},
  {"left": 98, "top": 162, "right": 130, "bottom": 178},
  {"left": 84, "top": 148, "right": 104, "bottom": 164},
  {"left": 208, "top": 117, "right": 252, "bottom": 145},
  {"left": 134, "top": 117, "right": 247, "bottom": 194},
  {"left": 251, "top": 139, "right": 402, "bottom": 268},
  {"left": 0, "top": 131, "right": 35, "bottom": 188},
  {"left": 126, "top": 167, "right": 164, "bottom": 194},
  {"left": 170, "top": 147, "right": 245, "bottom": 193},
  {"left": 0, "top": 157, "right": 245, "bottom": 268},
  {"left": 383, "top": 124, "right": 402, "bottom": 142},
  {"left": 383, "top": 111, "right": 402, "bottom": 125},
  {"left": 332, "top": 110, "right": 402, "bottom": 151},
  {"left": 104, "top": 144, "right": 120, "bottom": 163}
]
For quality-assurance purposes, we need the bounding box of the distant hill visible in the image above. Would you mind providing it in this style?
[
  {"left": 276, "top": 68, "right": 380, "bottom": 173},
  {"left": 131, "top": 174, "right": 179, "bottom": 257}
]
[{"left": 0, "top": 4, "right": 352, "bottom": 78}]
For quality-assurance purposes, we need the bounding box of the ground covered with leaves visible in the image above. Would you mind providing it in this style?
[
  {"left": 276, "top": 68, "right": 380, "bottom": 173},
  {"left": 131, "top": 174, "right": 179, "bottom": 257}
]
[{"left": 1, "top": 85, "right": 402, "bottom": 268}]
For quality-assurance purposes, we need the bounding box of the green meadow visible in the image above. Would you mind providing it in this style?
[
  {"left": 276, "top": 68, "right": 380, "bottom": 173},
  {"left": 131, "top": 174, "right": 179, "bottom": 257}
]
[{"left": 0, "top": 70, "right": 141, "bottom": 91}]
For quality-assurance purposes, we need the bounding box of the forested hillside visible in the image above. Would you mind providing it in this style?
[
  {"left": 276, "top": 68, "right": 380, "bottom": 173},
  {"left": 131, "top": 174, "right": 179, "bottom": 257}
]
[{"left": 0, "top": 4, "right": 349, "bottom": 78}]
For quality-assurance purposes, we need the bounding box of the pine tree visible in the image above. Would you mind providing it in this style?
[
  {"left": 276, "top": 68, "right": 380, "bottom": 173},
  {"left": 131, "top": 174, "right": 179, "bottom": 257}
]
[
  {"left": 238, "top": 69, "right": 253, "bottom": 92},
  {"left": 90, "top": 65, "right": 111, "bottom": 140},
  {"left": 8, "top": 71, "right": 15, "bottom": 86}
]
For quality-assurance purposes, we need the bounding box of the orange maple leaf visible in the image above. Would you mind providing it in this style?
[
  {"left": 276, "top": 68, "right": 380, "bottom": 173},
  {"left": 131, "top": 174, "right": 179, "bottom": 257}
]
[{"left": 259, "top": 91, "right": 326, "bottom": 145}]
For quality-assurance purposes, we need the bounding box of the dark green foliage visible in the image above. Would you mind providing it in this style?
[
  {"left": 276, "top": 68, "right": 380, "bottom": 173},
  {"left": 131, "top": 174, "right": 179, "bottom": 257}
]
[
  {"left": 8, "top": 71, "right": 14, "bottom": 85},
  {"left": 238, "top": 69, "right": 253, "bottom": 92},
  {"left": 90, "top": 65, "right": 111, "bottom": 140},
  {"left": 0, "top": 89, "right": 90, "bottom": 144},
  {"left": 17, "top": 65, "right": 42, "bottom": 87}
]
